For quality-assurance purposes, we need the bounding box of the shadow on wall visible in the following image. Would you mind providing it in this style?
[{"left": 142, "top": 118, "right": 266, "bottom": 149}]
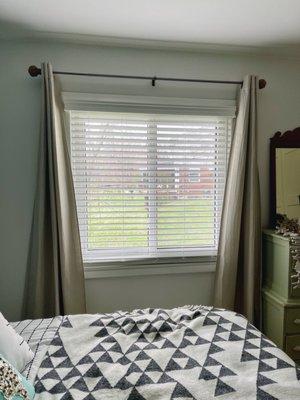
[{"left": 0, "top": 19, "right": 36, "bottom": 37}]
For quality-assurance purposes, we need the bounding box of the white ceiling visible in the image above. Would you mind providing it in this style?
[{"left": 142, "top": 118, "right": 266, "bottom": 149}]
[{"left": 0, "top": 0, "right": 300, "bottom": 48}]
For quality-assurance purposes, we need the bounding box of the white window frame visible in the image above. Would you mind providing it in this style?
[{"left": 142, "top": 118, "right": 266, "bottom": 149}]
[{"left": 63, "top": 92, "right": 236, "bottom": 278}]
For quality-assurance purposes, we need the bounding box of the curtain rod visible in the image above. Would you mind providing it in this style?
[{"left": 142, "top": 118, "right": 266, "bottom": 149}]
[{"left": 28, "top": 65, "right": 267, "bottom": 89}]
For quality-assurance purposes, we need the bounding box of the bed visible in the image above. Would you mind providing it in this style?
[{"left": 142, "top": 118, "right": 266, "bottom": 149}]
[{"left": 13, "top": 306, "right": 300, "bottom": 399}]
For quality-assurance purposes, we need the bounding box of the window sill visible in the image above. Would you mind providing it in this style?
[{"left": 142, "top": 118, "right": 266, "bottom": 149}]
[{"left": 84, "top": 256, "right": 217, "bottom": 279}]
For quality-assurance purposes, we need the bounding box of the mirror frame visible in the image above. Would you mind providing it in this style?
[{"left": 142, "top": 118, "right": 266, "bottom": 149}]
[{"left": 270, "top": 127, "right": 300, "bottom": 227}]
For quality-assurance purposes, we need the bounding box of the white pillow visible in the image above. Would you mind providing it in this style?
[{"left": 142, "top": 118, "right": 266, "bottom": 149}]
[{"left": 0, "top": 312, "right": 34, "bottom": 372}]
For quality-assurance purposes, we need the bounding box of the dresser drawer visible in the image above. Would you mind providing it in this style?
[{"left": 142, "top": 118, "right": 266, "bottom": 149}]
[
  {"left": 285, "top": 334, "right": 300, "bottom": 361},
  {"left": 285, "top": 308, "right": 300, "bottom": 334}
]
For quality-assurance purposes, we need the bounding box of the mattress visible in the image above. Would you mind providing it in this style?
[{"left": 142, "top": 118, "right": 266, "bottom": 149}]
[{"left": 13, "top": 306, "right": 300, "bottom": 399}]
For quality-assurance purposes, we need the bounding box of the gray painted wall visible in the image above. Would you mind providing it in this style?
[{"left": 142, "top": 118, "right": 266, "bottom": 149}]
[{"left": 1, "top": 38, "right": 300, "bottom": 320}]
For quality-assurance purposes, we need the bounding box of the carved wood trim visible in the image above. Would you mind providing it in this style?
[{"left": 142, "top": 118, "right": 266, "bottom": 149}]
[{"left": 270, "top": 127, "right": 300, "bottom": 146}]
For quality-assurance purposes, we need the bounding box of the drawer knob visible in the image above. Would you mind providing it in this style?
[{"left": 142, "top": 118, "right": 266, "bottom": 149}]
[
  {"left": 293, "top": 345, "right": 300, "bottom": 352},
  {"left": 294, "top": 319, "right": 300, "bottom": 325}
]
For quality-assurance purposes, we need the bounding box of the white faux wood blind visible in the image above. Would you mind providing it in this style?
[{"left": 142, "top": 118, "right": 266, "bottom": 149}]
[{"left": 70, "top": 111, "right": 232, "bottom": 262}]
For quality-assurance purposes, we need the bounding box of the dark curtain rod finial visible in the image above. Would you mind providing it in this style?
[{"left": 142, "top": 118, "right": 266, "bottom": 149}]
[
  {"left": 258, "top": 79, "right": 267, "bottom": 89},
  {"left": 28, "top": 65, "right": 41, "bottom": 77},
  {"left": 27, "top": 65, "right": 266, "bottom": 89}
]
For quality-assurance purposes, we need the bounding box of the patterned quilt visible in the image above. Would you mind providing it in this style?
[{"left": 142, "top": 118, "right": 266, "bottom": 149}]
[{"left": 33, "top": 306, "right": 300, "bottom": 399}]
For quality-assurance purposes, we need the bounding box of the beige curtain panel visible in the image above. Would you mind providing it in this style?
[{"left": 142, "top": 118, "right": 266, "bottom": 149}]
[
  {"left": 23, "top": 63, "right": 86, "bottom": 319},
  {"left": 214, "top": 75, "right": 261, "bottom": 327}
]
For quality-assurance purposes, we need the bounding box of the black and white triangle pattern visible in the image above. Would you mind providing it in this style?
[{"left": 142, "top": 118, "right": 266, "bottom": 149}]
[{"left": 34, "top": 307, "right": 300, "bottom": 399}]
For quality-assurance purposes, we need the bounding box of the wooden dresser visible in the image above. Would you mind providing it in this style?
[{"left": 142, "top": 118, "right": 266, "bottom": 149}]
[{"left": 262, "top": 229, "right": 300, "bottom": 362}]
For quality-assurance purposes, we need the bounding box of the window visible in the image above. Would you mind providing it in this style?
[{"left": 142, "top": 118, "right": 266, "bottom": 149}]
[{"left": 70, "top": 110, "right": 232, "bottom": 262}]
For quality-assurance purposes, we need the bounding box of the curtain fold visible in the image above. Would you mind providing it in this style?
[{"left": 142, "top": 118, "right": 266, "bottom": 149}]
[
  {"left": 23, "top": 63, "right": 86, "bottom": 319},
  {"left": 213, "top": 75, "right": 261, "bottom": 326}
]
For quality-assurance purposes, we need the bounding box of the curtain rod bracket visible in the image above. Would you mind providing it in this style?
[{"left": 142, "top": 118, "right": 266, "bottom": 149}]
[{"left": 27, "top": 65, "right": 266, "bottom": 89}]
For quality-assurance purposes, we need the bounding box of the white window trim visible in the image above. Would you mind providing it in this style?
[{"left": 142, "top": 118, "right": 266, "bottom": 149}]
[
  {"left": 64, "top": 92, "right": 235, "bottom": 278},
  {"left": 84, "top": 256, "right": 217, "bottom": 279},
  {"left": 63, "top": 92, "right": 236, "bottom": 116}
]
